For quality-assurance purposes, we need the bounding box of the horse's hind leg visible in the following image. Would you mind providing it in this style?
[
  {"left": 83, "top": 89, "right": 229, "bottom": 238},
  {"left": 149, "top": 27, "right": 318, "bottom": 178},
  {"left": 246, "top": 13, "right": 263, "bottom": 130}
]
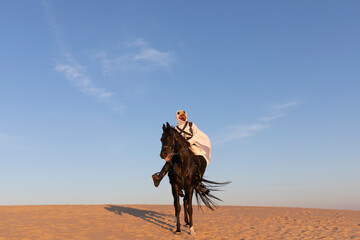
[{"left": 171, "top": 185, "right": 181, "bottom": 233}]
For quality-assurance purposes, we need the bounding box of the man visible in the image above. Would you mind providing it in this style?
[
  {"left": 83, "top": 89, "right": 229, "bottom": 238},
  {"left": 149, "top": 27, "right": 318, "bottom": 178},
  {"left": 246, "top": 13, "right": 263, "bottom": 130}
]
[{"left": 152, "top": 110, "right": 211, "bottom": 194}]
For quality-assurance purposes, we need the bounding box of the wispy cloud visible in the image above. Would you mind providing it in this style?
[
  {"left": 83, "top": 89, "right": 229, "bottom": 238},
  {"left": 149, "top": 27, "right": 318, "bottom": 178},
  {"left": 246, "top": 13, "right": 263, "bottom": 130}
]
[
  {"left": 54, "top": 63, "right": 114, "bottom": 102},
  {"left": 217, "top": 124, "right": 269, "bottom": 144},
  {"left": 124, "top": 38, "right": 148, "bottom": 47},
  {"left": 270, "top": 99, "right": 304, "bottom": 111},
  {"left": 260, "top": 99, "right": 304, "bottom": 122},
  {"left": 93, "top": 38, "right": 175, "bottom": 76},
  {"left": 42, "top": 0, "right": 124, "bottom": 113},
  {"left": 217, "top": 100, "right": 304, "bottom": 145},
  {"left": 260, "top": 114, "right": 284, "bottom": 122}
]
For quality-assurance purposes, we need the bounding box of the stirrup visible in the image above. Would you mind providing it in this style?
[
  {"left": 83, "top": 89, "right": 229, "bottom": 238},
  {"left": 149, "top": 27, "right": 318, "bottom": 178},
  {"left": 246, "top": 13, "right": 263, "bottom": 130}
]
[{"left": 197, "top": 183, "right": 210, "bottom": 195}]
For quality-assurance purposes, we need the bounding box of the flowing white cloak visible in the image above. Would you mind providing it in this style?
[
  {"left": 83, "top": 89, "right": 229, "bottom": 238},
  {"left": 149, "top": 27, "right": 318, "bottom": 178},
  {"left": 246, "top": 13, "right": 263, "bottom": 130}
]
[{"left": 176, "top": 122, "right": 211, "bottom": 164}]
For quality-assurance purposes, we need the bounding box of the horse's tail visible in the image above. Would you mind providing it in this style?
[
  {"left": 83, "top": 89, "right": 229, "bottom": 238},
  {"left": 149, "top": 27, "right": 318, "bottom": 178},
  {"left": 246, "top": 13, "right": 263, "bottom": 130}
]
[{"left": 194, "top": 178, "right": 231, "bottom": 211}]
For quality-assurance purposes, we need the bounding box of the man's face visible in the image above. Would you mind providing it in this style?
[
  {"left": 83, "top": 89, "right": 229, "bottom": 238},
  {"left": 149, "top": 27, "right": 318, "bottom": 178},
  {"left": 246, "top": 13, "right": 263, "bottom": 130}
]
[{"left": 179, "top": 114, "right": 186, "bottom": 121}]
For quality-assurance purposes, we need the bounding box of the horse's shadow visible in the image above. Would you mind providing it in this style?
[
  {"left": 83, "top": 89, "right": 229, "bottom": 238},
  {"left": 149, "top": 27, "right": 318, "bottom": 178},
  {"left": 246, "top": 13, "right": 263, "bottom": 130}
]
[{"left": 104, "top": 205, "right": 174, "bottom": 232}]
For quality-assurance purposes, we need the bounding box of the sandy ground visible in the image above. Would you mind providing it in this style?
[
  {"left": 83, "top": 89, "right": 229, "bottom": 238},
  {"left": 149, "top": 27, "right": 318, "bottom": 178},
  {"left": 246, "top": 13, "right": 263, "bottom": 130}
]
[{"left": 0, "top": 205, "right": 359, "bottom": 240}]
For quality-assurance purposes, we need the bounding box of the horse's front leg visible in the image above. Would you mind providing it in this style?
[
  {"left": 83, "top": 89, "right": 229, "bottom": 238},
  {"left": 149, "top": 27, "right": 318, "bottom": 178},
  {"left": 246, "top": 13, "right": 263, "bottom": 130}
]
[
  {"left": 186, "top": 186, "right": 196, "bottom": 235},
  {"left": 171, "top": 184, "right": 181, "bottom": 233}
]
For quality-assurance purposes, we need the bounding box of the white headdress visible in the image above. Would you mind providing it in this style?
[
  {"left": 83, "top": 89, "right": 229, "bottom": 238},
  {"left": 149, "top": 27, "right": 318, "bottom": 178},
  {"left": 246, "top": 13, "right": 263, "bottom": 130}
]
[{"left": 175, "top": 110, "right": 187, "bottom": 125}]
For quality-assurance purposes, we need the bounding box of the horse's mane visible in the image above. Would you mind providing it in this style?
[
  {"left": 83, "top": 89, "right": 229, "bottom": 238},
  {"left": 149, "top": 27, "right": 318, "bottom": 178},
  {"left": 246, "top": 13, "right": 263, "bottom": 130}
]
[
  {"left": 169, "top": 126, "right": 198, "bottom": 163},
  {"left": 170, "top": 126, "right": 191, "bottom": 148}
]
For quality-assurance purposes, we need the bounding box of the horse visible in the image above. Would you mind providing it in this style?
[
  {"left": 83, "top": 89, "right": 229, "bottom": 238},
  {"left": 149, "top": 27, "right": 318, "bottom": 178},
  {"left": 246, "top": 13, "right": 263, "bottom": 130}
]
[{"left": 160, "top": 122, "right": 230, "bottom": 235}]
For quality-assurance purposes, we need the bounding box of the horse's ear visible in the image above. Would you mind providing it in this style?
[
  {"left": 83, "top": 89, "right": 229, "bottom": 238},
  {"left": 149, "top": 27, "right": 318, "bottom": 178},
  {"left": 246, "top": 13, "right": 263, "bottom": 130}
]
[
  {"left": 166, "top": 122, "right": 171, "bottom": 128},
  {"left": 162, "top": 123, "right": 166, "bottom": 130}
]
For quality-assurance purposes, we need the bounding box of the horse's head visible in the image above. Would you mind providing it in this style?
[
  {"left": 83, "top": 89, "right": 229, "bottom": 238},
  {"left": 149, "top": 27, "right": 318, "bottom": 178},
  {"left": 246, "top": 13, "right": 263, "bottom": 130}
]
[{"left": 160, "top": 122, "right": 176, "bottom": 161}]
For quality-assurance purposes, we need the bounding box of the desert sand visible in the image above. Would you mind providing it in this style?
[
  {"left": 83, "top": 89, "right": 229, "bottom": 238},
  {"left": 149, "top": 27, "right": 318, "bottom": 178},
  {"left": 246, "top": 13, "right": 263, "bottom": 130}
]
[{"left": 0, "top": 204, "right": 359, "bottom": 239}]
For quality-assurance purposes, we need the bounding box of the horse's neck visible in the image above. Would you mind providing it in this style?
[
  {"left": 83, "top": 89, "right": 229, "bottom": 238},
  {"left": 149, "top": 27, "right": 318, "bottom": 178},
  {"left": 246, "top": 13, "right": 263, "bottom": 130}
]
[
  {"left": 176, "top": 149, "right": 192, "bottom": 175},
  {"left": 172, "top": 132, "right": 192, "bottom": 174}
]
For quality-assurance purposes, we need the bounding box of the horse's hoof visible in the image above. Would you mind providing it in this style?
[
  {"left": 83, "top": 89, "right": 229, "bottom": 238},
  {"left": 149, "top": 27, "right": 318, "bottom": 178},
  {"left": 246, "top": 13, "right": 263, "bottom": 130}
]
[
  {"left": 174, "top": 230, "right": 182, "bottom": 235},
  {"left": 190, "top": 226, "right": 196, "bottom": 235}
]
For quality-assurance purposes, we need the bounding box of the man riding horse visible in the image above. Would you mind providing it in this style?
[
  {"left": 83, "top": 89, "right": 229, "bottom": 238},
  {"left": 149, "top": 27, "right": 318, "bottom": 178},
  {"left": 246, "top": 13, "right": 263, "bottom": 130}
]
[{"left": 152, "top": 110, "right": 211, "bottom": 194}]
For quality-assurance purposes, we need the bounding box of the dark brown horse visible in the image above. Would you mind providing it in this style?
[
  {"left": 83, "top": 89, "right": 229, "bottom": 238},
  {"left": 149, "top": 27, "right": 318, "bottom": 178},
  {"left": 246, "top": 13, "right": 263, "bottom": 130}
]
[{"left": 160, "top": 122, "right": 230, "bottom": 235}]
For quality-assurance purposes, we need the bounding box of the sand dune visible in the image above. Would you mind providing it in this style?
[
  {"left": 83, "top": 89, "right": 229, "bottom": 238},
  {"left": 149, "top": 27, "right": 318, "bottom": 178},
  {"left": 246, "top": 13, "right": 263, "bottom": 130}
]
[{"left": 0, "top": 205, "right": 359, "bottom": 239}]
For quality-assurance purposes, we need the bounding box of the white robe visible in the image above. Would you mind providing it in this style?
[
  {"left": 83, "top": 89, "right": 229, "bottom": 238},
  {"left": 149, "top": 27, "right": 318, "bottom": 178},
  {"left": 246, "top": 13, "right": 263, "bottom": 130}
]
[{"left": 175, "top": 121, "right": 211, "bottom": 164}]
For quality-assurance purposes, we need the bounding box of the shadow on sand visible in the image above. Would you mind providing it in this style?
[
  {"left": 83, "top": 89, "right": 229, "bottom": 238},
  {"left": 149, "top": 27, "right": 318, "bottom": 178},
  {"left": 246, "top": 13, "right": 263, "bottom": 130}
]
[{"left": 104, "top": 205, "right": 174, "bottom": 232}]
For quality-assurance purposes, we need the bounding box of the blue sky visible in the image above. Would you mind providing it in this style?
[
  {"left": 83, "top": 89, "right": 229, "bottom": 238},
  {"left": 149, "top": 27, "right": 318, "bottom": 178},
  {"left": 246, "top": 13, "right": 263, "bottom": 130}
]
[{"left": 1, "top": 1, "right": 359, "bottom": 210}]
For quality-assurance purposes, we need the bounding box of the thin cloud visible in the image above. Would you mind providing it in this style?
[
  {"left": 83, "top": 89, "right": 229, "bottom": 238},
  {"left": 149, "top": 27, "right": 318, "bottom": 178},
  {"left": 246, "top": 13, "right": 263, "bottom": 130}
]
[
  {"left": 55, "top": 64, "right": 113, "bottom": 103},
  {"left": 130, "top": 38, "right": 174, "bottom": 67},
  {"left": 42, "top": 0, "right": 124, "bottom": 113},
  {"left": 93, "top": 38, "right": 175, "bottom": 76},
  {"left": 217, "top": 100, "right": 304, "bottom": 145},
  {"left": 260, "top": 99, "right": 304, "bottom": 122},
  {"left": 217, "top": 124, "right": 269, "bottom": 145},
  {"left": 271, "top": 99, "right": 304, "bottom": 111},
  {"left": 124, "top": 38, "right": 148, "bottom": 47},
  {"left": 260, "top": 114, "right": 285, "bottom": 122},
  {"left": 134, "top": 48, "right": 172, "bottom": 66}
]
